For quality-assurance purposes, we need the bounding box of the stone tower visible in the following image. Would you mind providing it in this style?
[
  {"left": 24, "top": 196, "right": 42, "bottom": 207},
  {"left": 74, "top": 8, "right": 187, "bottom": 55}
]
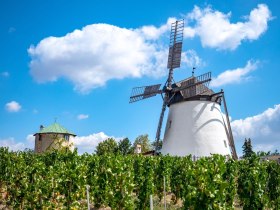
[{"left": 34, "top": 122, "right": 76, "bottom": 153}]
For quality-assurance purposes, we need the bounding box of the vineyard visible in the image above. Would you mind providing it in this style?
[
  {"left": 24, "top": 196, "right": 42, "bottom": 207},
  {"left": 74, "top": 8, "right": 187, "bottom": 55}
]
[{"left": 0, "top": 147, "right": 279, "bottom": 210}]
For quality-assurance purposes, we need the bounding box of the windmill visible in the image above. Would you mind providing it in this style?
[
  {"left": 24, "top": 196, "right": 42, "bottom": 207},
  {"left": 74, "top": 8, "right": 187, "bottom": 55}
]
[{"left": 129, "top": 20, "right": 237, "bottom": 159}]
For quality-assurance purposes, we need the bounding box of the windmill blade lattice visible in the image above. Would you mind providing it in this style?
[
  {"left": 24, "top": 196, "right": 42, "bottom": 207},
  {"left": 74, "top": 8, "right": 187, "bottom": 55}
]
[
  {"left": 167, "top": 42, "right": 183, "bottom": 69},
  {"left": 167, "top": 20, "right": 184, "bottom": 69},
  {"left": 155, "top": 20, "right": 185, "bottom": 150},
  {"left": 129, "top": 19, "right": 185, "bottom": 152},
  {"left": 129, "top": 84, "right": 162, "bottom": 103}
]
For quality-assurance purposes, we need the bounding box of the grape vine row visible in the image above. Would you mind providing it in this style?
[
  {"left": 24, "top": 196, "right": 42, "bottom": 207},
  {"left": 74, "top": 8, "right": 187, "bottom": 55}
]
[{"left": 0, "top": 147, "right": 279, "bottom": 209}]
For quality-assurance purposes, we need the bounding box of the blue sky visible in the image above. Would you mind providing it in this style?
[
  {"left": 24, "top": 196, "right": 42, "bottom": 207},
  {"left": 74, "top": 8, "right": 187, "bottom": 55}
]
[{"left": 0, "top": 0, "right": 279, "bottom": 155}]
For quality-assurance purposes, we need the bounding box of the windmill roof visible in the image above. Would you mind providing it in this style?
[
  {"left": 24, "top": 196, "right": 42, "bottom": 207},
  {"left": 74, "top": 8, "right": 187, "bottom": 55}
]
[
  {"left": 175, "top": 76, "right": 213, "bottom": 98},
  {"left": 34, "top": 122, "right": 76, "bottom": 136}
]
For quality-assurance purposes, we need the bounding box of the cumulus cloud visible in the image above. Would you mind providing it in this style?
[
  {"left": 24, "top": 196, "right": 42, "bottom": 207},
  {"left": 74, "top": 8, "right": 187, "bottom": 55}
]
[
  {"left": 186, "top": 4, "right": 272, "bottom": 50},
  {"left": 28, "top": 18, "right": 204, "bottom": 93},
  {"left": 210, "top": 60, "right": 259, "bottom": 87},
  {"left": 77, "top": 114, "right": 89, "bottom": 120},
  {"left": 28, "top": 23, "right": 171, "bottom": 93},
  {"left": 73, "top": 132, "right": 122, "bottom": 154},
  {"left": 137, "top": 17, "right": 175, "bottom": 40},
  {"left": 0, "top": 132, "right": 122, "bottom": 154},
  {"left": 0, "top": 137, "right": 25, "bottom": 151},
  {"left": 26, "top": 134, "right": 35, "bottom": 147},
  {"left": 182, "top": 50, "right": 204, "bottom": 68},
  {"left": 231, "top": 104, "right": 280, "bottom": 153},
  {"left": 5, "top": 101, "right": 22, "bottom": 112},
  {"left": 28, "top": 4, "right": 269, "bottom": 93},
  {"left": 0, "top": 135, "right": 34, "bottom": 151}
]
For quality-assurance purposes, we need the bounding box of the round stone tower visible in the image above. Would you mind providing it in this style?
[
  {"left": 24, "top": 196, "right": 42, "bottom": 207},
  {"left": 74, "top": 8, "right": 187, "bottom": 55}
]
[{"left": 34, "top": 122, "right": 76, "bottom": 153}]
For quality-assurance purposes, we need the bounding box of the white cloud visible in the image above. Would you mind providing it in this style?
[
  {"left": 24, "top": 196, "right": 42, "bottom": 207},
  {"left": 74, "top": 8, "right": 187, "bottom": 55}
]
[
  {"left": 0, "top": 137, "right": 25, "bottom": 151},
  {"left": 0, "top": 132, "right": 121, "bottom": 154},
  {"left": 73, "top": 132, "right": 122, "bottom": 154},
  {"left": 210, "top": 60, "right": 258, "bottom": 88},
  {"left": 186, "top": 4, "right": 272, "bottom": 50},
  {"left": 184, "top": 26, "right": 196, "bottom": 38},
  {"left": 5, "top": 101, "right": 22, "bottom": 112},
  {"left": 28, "top": 4, "right": 271, "bottom": 93},
  {"left": 77, "top": 114, "right": 89, "bottom": 120},
  {"left": 26, "top": 134, "right": 35, "bottom": 147},
  {"left": 28, "top": 23, "right": 171, "bottom": 93},
  {"left": 254, "top": 144, "right": 275, "bottom": 153},
  {"left": 28, "top": 4, "right": 270, "bottom": 93},
  {"left": 232, "top": 104, "right": 280, "bottom": 153},
  {"left": 182, "top": 50, "right": 204, "bottom": 68},
  {"left": 137, "top": 17, "right": 175, "bottom": 40},
  {"left": 0, "top": 135, "right": 34, "bottom": 151},
  {"left": 28, "top": 18, "right": 204, "bottom": 93},
  {"left": 1, "top": 72, "right": 9, "bottom": 77}
]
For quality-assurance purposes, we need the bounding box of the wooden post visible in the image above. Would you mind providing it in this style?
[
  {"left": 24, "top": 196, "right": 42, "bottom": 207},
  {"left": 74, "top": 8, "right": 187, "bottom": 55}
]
[
  {"left": 86, "top": 185, "right": 90, "bottom": 210},
  {"left": 164, "top": 176, "right": 167, "bottom": 210},
  {"left": 150, "top": 194, "right": 153, "bottom": 210}
]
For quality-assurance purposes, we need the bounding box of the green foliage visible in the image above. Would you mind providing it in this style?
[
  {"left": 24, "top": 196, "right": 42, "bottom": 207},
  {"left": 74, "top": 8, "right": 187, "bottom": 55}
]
[
  {"left": 118, "top": 138, "right": 133, "bottom": 155},
  {"left": 242, "top": 138, "right": 255, "bottom": 158},
  {"left": 133, "top": 134, "right": 152, "bottom": 153},
  {"left": 151, "top": 139, "right": 163, "bottom": 150},
  {"left": 154, "top": 155, "right": 172, "bottom": 200},
  {"left": 252, "top": 149, "right": 279, "bottom": 157},
  {"left": 256, "top": 150, "right": 271, "bottom": 156},
  {"left": 136, "top": 157, "right": 156, "bottom": 209},
  {"left": 95, "top": 138, "right": 118, "bottom": 155},
  {"left": 182, "top": 155, "right": 237, "bottom": 210},
  {"left": 237, "top": 155, "right": 269, "bottom": 210},
  {"left": 271, "top": 149, "right": 280, "bottom": 155},
  {"left": 1, "top": 148, "right": 279, "bottom": 209},
  {"left": 169, "top": 156, "right": 192, "bottom": 203},
  {"left": 266, "top": 160, "right": 280, "bottom": 209}
]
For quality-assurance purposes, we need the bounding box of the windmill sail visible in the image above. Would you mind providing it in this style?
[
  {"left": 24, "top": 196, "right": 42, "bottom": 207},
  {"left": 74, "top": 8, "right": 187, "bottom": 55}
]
[
  {"left": 167, "top": 20, "right": 184, "bottom": 70},
  {"left": 155, "top": 19, "right": 185, "bottom": 149},
  {"left": 128, "top": 19, "right": 237, "bottom": 159},
  {"left": 129, "top": 19, "right": 237, "bottom": 159},
  {"left": 129, "top": 84, "right": 162, "bottom": 103},
  {"left": 167, "top": 42, "right": 183, "bottom": 69}
]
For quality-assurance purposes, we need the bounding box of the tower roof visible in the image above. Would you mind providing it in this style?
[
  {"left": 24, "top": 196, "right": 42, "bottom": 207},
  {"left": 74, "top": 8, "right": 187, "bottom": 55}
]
[{"left": 34, "top": 122, "right": 76, "bottom": 136}]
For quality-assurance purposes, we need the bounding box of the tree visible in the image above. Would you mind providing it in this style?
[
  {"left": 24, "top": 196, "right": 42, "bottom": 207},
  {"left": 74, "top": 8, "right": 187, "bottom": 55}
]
[
  {"left": 133, "top": 134, "right": 152, "bottom": 153},
  {"left": 271, "top": 149, "right": 280, "bottom": 155},
  {"left": 256, "top": 150, "right": 279, "bottom": 156},
  {"left": 151, "top": 139, "right": 163, "bottom": 150},
  {"left": 242, "top": 138, "right": 254, "bottom": 158},
  {"left": 118, "top": 138, "right": 133, "bottom": 155},
  {"left": 95, "top": 138, "right": 118, "bottom": 155},
  {"left": 256, "top": 151, "right": 270, "bottom": 157}
]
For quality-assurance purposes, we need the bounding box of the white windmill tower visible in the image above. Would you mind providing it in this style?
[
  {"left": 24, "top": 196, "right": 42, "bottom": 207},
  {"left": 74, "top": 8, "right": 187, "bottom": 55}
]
[{"left": 129, "top": 20, "right": 237, "bottom": 159}]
